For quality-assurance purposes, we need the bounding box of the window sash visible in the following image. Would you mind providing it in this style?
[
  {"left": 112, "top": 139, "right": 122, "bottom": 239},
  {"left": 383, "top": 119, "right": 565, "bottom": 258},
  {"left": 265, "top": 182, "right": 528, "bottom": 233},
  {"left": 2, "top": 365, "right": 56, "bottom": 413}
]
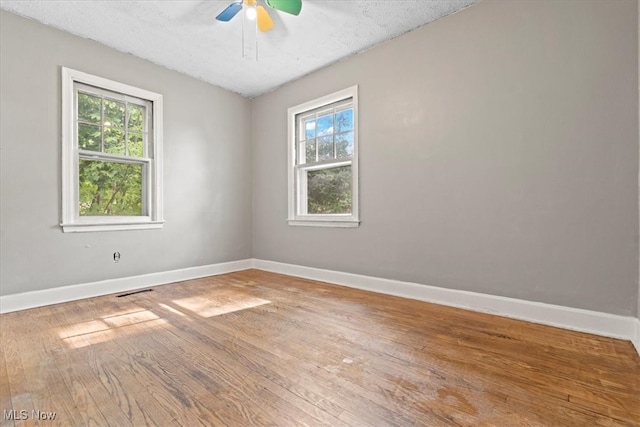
[
  {"left": 78, "top": 150, "right": 152, "bottom": 164},
  {"left": 75, "top": 83, "right": 152, "bottom": 159},
  {"left": 296, "top": 161, "right": 352, "bottom": 216},
  {"left": 295, "top": 158, "right": 351, "bottom": 172},
  {"left": 296, "top": 100, "right": 353, "bottom": 166},
  {"left": 77, "top": 153, "right": 150, "bottom": 218},
  {"left": 296, "top": 100, "right": 352, "bottom": 124},
  {"left": 298, "top": 130, "right": 354, "bottom": 165}
]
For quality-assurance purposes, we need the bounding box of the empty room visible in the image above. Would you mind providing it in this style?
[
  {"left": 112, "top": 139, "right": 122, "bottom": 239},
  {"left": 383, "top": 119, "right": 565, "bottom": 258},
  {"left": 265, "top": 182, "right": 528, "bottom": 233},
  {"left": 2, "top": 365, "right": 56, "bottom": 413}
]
[{"left": 1, "top": 0, "right": 639, "bottom": 425}]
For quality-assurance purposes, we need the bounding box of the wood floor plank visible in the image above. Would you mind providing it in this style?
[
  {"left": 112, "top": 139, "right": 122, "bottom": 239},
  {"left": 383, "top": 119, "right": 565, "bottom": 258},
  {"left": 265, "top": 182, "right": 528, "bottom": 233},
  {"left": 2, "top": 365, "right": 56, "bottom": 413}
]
[
  {"left": 1, "top": 319, "right": 35, "bottom": 427},
  {"left": 77, "top": 298, "right": 208, "bottom": 427},
  {"left": 152, "top": 280, "right": 456, "bottom": 424},
  {"left": 185, "top": 302, "right": 425, "bottom": 426},
  {"left": 212, "top": 291, "right": 612, "bottom": 426},
  {"left": 0, "top": 343, "right": 15, "bottom": 427},
  {"left": 86, "top": 289, "right": 318, "bottom": 427},
  {"left": 134, "top": 292, "right": 351, "bottom": 426},
  {"left": 207, "top": 305, "right": 465, "bottom": 425},
  {"left": 5, "top": 321, "right": 101, "bottom": 426},
  {"left": 301, "top": 277, "right": 639, "bottom": 423},
  {"left": 1, "top": 269, "right": 639, "bottom": 426}
]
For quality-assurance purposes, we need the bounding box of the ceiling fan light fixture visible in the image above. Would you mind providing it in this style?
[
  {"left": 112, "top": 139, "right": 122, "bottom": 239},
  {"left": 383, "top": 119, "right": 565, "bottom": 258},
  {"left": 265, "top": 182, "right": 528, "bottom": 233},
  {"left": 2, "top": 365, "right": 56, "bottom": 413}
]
[
  {"left": 215, "top": 0, "right": 300, "bottom": 59},
  {"left": 245, "top": 6, "right": 257, "bottom": 21}
]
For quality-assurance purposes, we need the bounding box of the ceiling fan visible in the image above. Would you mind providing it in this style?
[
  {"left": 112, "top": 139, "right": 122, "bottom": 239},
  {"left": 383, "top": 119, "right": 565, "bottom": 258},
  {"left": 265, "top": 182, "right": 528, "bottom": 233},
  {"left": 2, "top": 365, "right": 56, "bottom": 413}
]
[{"left": 216, "top": 0, "right": 302, "bottom": 32}]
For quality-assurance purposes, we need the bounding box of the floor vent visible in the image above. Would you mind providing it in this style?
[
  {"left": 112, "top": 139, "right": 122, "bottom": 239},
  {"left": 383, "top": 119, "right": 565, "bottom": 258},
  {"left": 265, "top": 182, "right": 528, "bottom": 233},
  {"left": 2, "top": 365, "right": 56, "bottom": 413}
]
[{"left": 116, "top": 289, "right": 153, "bottom": 298}]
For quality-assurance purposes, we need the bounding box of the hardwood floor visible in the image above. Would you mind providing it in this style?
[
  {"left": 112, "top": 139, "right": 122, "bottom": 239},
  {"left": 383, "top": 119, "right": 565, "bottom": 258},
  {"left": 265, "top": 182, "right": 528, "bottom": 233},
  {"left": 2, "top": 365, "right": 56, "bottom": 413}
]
[{"left": 1, "top": 269, "right": 639, "bottom": 426}]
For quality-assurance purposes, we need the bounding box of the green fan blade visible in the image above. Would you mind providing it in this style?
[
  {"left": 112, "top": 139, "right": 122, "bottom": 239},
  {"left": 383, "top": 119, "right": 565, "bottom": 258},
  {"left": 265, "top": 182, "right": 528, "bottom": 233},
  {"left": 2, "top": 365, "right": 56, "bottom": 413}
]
[{"left": 266, "top": 0, "right": 302, "bottom": 16}]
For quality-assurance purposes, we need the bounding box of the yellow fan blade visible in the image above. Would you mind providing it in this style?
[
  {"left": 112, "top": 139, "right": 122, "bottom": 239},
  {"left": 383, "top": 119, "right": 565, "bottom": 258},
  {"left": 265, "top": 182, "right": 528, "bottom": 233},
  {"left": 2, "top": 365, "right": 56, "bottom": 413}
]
[{"left": 257, "top": 5, "right": 274, "bottom": 32}]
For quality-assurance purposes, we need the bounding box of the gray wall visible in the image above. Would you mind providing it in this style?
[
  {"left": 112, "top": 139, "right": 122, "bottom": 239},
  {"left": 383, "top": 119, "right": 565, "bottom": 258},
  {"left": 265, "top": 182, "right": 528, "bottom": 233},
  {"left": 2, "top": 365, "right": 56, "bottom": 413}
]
[
  {"left": 638, "top": 0, "right": 640, "bottom": 320},
  {"left": 0, "top": 11, "right": 253, "bottom": 296},
  {"left": 252, "top": 0, "right": 639, "bottom": 316}
]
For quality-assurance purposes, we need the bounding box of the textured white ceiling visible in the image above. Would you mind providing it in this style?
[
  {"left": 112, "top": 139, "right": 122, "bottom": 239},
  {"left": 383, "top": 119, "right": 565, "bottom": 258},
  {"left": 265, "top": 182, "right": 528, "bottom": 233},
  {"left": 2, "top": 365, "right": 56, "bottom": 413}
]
[{"left": 0, "top": 0, "right": 477, "bottom": 98}]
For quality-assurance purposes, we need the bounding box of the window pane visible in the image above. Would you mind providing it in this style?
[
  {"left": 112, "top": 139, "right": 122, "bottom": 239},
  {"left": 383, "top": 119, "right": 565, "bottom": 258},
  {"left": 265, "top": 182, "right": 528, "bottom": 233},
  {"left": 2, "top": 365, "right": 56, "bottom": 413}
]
[
  {"left": 104, "top": 128, "right": 125, "bottom": 155},
  {"left": 78, "top": 93, "right": 101, "bottom": 124},
  {"left": 307, "top": 165, "right": 352, "bottom": 214},
  {"left": 304, "top": 119, "right": 315, "bottom": 139},
  {"left": 79, "top": 159, "right": 143, "bottom": 216},
  {"left": 128, "top": 104, "right": 144, "bottom": 133},
  {"left": 305, "top": 140, "right": 316, "bottom": 163},
  {"left": 317, "top": 136, "right": 334, "bottom": 161},
  {"left": 103, "top": 98, "right": 125, "bottom": 128},
  {"left": 317, "top": 114, "right": 333, "bottom": 136},
  {"left": 128, "top": 132, "right": 144, "bottom": 157},
  {"left": 336, "top": 131, "right": 354, "bottom": 159},
  {"left": 78, "top": 123, "right": 101, "bottom": 151},
  {"left": 336, "top": 109, "right": 353, "bottom": 132}
]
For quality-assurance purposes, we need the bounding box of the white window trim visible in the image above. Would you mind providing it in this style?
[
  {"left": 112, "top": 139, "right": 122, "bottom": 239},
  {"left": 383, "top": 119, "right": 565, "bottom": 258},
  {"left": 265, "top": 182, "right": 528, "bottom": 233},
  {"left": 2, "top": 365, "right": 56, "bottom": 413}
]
[
  {"left": 61, "top": 67, "right": 164, "bottom": 233},
  {"left": 287, "top": 86, "right": 359, "bottom": 228}
]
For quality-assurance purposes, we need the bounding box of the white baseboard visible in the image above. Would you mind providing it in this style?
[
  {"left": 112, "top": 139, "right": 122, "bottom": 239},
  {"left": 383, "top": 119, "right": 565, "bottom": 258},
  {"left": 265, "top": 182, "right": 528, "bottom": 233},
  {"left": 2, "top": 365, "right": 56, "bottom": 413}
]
[
  {"left": 633, "top": 318, "right": 640, "bottom": 356},
  {"left": 253, "top": 259, "right": 639, "bottom": 355},
  {"left": 0, "top": 259, "right": 253, "bottom": 314}
]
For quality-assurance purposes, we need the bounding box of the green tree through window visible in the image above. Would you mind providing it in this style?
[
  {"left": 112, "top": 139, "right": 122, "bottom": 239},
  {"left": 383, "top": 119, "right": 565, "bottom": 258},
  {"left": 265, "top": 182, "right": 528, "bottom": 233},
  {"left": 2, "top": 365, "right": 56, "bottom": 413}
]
[
  {"left": 79, "top": 160, "right": 142, "bottom": 216},
  {"left": 76, "top": 90, "right": 149, "bottom": 217}
]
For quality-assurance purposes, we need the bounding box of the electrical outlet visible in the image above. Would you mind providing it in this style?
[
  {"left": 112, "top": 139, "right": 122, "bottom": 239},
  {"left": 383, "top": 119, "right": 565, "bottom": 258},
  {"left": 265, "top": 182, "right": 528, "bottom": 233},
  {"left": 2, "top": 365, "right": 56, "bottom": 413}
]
[{"left": 113, "top": 252, "right": 121, "bottom": 263}]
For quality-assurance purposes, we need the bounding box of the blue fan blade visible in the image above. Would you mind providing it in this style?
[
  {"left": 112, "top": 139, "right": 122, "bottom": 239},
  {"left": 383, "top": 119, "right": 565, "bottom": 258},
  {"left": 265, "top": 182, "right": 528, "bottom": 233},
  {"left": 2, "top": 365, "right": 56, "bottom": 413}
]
[{"left": 216, "top": 3, "right": 242, "bottom": 22}]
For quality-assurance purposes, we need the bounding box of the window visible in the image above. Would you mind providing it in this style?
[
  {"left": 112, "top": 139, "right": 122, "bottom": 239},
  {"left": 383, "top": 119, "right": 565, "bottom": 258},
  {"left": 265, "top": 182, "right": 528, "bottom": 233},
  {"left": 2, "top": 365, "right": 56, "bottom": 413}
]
[
  {"left": 61, "top": 67, "right": 164, "bottom": 232},
  {"left": 288, "top": 86, "right": 359, "bottom": 227}
]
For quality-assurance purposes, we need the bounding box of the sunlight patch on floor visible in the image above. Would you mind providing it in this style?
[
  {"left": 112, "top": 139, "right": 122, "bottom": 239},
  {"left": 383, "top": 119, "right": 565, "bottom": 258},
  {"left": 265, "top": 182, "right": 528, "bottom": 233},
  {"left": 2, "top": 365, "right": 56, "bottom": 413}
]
[
  {"left": 57, "top": 309, "right": 168, "bottom": 348},
  {"left": 172, "top": 295, "right": 271, "bottom": 318},
  {"left": 158, "top": 303, "right": 189, "bottom": 317},
  {"left": 57, "top": 320, "right": 110, "bottom": 339},
  {"left": 102, "top": 309, "right": 159, "bottom": 327}
]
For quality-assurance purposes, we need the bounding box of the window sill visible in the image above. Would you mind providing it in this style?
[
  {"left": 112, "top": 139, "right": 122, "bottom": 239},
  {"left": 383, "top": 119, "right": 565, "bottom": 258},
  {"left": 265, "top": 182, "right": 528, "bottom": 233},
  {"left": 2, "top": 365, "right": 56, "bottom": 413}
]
[
  {"left": 287, "top": 219, "right": 360, "bottom": 228},
  {"left": 61, "top": 221, "right": 165, "bottom": 233}
]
